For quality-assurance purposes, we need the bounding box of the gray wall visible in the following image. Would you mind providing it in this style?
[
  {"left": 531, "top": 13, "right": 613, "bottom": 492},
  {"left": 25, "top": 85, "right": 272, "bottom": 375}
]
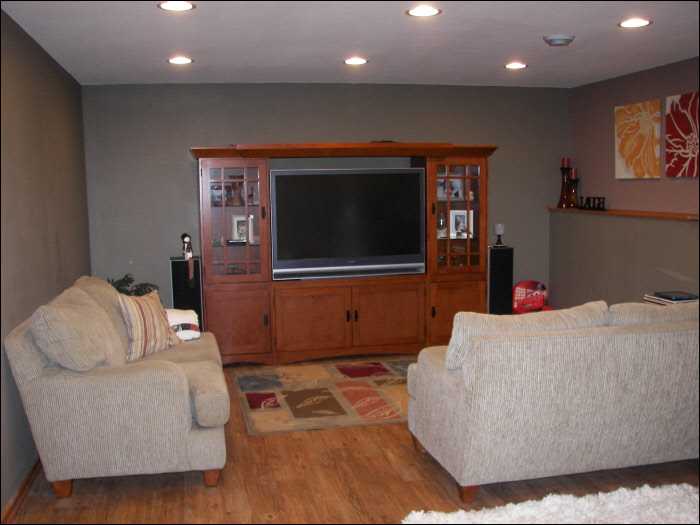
[
  {"left": 82, "top": 84, "right": 571, "bottom": 306},
  {"left": 1, "top": 11, "right": 91, "bottom": 512},
  {"left": 550, "top": 58, "right": 699, "bottom": 308}
]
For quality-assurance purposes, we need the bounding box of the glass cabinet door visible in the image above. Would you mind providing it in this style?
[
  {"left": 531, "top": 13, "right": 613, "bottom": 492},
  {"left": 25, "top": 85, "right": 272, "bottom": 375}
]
[
  {"left": 432, "top": 158, "right": 486, "bottom": 273},
  {"left": 201, "top": 158, "right": 269, "bottom": 283}
]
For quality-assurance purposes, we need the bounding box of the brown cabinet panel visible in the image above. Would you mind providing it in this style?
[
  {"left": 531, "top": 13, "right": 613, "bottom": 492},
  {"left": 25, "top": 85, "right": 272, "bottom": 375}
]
[
  {"left": 274, "top": 287, "right": 352, "bottom": 352},
  {"left": 204, "top": 288, "right": 271, "bottom": 358},
  {"left": 353, "top": 282, "right": 425, "bottom": 347},
  {"left": 429, "top": 280, "right": 486, "bottom": 345}
]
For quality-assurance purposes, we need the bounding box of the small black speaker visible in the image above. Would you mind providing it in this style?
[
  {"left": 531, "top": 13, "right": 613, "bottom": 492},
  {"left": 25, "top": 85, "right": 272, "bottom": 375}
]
[
  {"left": 170, "top": 257, "right": 203, "bottom": 329},
  {"left": 488, "top": 246, "right": 513, "bottom": 314}
]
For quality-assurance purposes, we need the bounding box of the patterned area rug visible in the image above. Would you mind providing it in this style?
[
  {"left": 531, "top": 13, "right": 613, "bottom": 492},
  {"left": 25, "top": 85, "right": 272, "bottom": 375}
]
[{"left": 231, "top": 357, "right": 416, "bottom": 435}]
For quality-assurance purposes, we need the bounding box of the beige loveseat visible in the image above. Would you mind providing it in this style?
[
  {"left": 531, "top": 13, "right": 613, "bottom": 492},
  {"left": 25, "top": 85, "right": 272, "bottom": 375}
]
[
  {"left": 4, "top": 276, "right": 230, "bottom": 497},
  {"left": 407, "top": 300, "right": 699, "bottom": 502}
]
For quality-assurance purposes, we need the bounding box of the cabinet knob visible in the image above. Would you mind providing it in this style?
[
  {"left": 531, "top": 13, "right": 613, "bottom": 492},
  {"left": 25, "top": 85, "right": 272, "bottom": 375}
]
[
  {"left": 346, "top": 311, "right": 351, "bottom": 322},
  {"left": 431, "top": 306, "right": 436, "bottom": 318},
  {"left": 264, "top": 314, "right": 269, "bottom": 327},
  {"left": 354, "top": 310, "right": 359, "bottom": 322},
  {"left": 261, "top": 206, "right": 266, "bottom": 219}
]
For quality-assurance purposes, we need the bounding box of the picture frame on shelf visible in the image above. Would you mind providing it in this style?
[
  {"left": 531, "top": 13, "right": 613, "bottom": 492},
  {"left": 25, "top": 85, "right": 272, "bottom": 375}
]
[
  {"left": 232, "top": 215, "right": 254, "bottom": 242},
  {"left": 437, "top": 178, "right": 467, "bottom": 201},
  {"left": 450, "top": 210, "right": 473, "bottom": 239}
]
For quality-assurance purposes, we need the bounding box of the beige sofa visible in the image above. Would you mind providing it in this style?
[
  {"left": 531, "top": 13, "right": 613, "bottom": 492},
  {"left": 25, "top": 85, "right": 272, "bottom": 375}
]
[
  {"left": 407, "top": 300, "right": 699, "bottom": 502},
  {"left": 4, "top": 276, "right": 230, "bottom": 497}
]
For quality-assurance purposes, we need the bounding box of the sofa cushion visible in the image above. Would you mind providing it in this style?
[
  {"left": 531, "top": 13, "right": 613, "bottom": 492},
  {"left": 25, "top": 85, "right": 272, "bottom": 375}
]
[
  {"left": 73, "top": 276, "right": 129, "bottom": 365},
  {"left": 165, "top": 309, "right": 201, "bottom": 341},
  {"left": 178, "top": 361, "right": 230, "bottom": 427},
  {"left": 608, "top": 301, "right": 699, "bottom": 327},
  {"left": 445, "top": 300, "right": 608, "bottom": 369},
  {"left": 118, "top": 291, "right": 182, "bottom": 362},
  {"left": 29, "top": 287, "right": 121, "bottom": 372}
]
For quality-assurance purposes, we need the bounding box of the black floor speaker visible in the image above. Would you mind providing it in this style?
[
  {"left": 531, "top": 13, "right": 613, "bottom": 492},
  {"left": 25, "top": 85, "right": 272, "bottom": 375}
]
[
  {"left": 170, "top": 257, "right": 203, "bottom": 329},
  {"left": 488, "top": 246, "right": 514, "bottom": 315}
]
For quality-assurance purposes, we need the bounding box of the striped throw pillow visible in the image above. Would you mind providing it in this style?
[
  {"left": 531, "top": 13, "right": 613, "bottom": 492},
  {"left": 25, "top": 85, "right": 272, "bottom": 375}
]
[{"left": 118, "top": 291, "right": 182, "bottom": 362}]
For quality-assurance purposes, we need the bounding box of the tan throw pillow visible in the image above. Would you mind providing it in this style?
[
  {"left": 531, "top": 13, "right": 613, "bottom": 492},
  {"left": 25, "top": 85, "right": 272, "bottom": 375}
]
[
  {"left": 118, "top": 291, "right": 182, "bottom": 362},
  {"left": 29, "top": 287, "right": 119, "bottom": 372},
  {"left": 445, "top": 300, "right": 609, "bottom": 369}
]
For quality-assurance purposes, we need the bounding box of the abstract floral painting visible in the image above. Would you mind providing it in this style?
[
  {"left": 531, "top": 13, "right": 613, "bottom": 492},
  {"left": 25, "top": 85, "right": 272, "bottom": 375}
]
[
  {"left": 614, "top": 99, "right": 661, "bottom": 179},
  {"left": 665, "top": 91, "right": 698, "bottom": 178}
]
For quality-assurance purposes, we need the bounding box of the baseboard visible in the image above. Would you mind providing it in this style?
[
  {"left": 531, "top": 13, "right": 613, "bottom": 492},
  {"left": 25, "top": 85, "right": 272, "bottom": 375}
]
[{"left": 1, "top": 458, "right": 40, "bottom": 525}]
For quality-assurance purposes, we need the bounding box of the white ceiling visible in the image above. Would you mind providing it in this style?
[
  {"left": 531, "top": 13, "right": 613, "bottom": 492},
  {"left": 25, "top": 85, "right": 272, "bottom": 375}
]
[{"left": 2, "top": 1, "right": 698, "bottom": 88}]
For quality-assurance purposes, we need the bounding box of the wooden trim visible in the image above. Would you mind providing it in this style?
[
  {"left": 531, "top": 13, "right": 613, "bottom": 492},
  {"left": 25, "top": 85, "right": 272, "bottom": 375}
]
[
  {"left": 1, "top": 458, "right": 41, "bottom": 524},
  {"left": 192, "top": 143, "right": 499, "bottom": 159},
  {"left": 548, "top": 206, "right": 699, "bottom": 222}
]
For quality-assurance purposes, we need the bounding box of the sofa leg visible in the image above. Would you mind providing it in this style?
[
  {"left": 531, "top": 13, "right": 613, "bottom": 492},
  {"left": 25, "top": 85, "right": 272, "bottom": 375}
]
[
  {"left": 52, "top": 480, "right": 72, "bottom": 498},
  {"left": 411, "top": 433, "right": 426, "bottom": 452},
  {"left": 457, "top": 484, "right": 480, "bottom": 503},
  {"left": 203, "top": 469, "right": 221, "bottom": 487}
]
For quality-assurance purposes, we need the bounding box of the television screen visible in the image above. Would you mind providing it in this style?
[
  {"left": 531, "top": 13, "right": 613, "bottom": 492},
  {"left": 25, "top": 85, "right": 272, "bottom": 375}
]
[{"left": 270, "top": 168, "right": 425, "bottom": 280}]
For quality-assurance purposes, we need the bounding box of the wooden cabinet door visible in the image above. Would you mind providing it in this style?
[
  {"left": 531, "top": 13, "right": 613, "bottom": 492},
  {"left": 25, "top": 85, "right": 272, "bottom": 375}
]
[
  {"left": 274, "top": 287, "right": 352, "bottom": 353},
  {"left": 204, "top": 288, "right": 271, "bottom": 359},
  {"left": 429, "top": 280, "right": 486, "bottom": 345},
  {"left": 352, "top": 282, "right": 425, "bottom": 347}
]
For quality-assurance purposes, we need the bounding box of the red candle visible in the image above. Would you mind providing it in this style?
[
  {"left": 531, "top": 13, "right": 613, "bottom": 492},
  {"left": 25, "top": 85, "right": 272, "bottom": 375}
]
[
  {"left": 562, "top": 157, "right": 571, "bottom": 168},
  {"left": 569, "top": 168, "right": 578, "bottom": 179}
]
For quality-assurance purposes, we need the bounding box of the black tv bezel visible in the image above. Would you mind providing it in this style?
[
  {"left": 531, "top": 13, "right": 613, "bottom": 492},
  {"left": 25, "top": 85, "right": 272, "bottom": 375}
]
[{"left": 270, "top": 167, "right": 426, "bottom": 281}]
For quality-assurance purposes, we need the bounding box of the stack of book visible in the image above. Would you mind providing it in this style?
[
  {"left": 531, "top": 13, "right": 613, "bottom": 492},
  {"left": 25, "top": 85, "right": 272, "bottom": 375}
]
[{"left": 644, "top": 291, "right": 699, "bottom": 306}]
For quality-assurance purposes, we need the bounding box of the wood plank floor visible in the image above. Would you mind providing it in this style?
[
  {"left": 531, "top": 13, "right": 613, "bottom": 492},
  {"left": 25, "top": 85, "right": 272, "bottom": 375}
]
[{"left": 9, "top": 361, "right": 699, "bottom": 524}]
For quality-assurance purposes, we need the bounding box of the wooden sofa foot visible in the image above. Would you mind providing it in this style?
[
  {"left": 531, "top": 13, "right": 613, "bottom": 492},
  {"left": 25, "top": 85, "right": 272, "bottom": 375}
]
[
  {"left": 203, "top": 469, "right": 221, "bottom": 487},
  {"left": 457, "top": 484, "right": 479, "bottom": 503},
  {"left": 52, "top": 480, "right": 72, "bottom": 498},
  {"left": 411, "top": 433, "right": 426, "bottom": 452}
]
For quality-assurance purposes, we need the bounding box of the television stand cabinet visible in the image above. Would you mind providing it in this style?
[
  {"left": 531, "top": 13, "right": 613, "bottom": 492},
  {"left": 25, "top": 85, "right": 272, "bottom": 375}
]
[{"left": 192, "top": 143, "right": 498, "bottom": 364}]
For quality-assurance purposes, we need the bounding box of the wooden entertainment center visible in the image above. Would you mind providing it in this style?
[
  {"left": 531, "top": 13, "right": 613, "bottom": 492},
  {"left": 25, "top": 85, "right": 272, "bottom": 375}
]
[{"left": 192, "top": 143, "right": 498, "bottom": 364}]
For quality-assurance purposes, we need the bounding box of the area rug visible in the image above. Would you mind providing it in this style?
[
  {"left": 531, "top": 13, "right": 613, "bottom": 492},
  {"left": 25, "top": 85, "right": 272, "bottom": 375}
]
[
  {"left": 402, "top": 483, "right": 699, "bottom": 524},
  {"left": 231, "top": 357, "right": 416, "bottom": 435}
]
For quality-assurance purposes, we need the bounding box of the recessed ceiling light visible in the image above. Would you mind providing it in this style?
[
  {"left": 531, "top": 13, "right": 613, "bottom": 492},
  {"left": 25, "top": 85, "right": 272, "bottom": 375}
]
[
  {"left": 168, "top": 56, "right": 193, "bottom": 65},
  {"left": 344, "top": 57, "right": 368, "bottom": 65},
  {"left": 158, "top": 1, "right": 196, "bottom": 11},
  {"left": 505, "top": 62, "right": 527, "bottom": 70},
  {"left": 619, "top": 18, "right": 651, "bottom": 28},
  {"left": 406, "top": 5, "right": 442, "bottom": 17}
]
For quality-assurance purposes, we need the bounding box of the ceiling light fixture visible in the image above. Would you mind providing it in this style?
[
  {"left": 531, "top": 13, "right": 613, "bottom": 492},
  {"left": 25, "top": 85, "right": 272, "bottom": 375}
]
[
  {"left": 505, "top": 62, "right": 527, "bottom": 70},
  {"left": 406, "top": 5, "right": 442, "bottom": 17},
  {"left": 168, "top": 56, "right": 193, "bottom": 65},
  {"left": 344, "top": 57, "right": 368, "bottom": 65},
  {"left": 158, "top": 1, "right": 196, "bottom": 11},
  {"left": 619, "top": 18, "right": 651, "bottom": 28},
  {"left": 543, "top": 34, "right": 575, "bottom": 46}
]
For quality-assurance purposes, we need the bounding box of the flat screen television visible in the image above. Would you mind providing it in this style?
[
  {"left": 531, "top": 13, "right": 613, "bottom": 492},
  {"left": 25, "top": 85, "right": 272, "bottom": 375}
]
[{"left": 270, "top": 168, "right": 425, "bottom": 280}]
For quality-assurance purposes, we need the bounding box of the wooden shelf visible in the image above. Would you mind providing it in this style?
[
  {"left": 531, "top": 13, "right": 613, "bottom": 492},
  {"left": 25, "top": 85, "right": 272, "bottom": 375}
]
[{"left": 548, "top": 206, "right": 699, "bottom": 222}]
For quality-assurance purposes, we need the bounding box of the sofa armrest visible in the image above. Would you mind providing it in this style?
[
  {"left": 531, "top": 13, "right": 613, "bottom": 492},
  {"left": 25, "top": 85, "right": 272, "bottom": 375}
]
[{"left": 20, "top": 360, "right": 193, "bottom": 482}]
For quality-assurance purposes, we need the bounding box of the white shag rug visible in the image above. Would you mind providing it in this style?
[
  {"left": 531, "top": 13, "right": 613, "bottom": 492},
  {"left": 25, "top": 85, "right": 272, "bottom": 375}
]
[{"left": 403, "top": 483, "right": 699, "bottom": 524}]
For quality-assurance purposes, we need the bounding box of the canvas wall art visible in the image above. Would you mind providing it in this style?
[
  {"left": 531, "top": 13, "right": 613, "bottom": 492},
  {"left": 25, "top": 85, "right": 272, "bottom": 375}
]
[
  {"left": 614, "top": 99, "right": 661, "bottom": 179},
  {"left": 665, "top": 91, "right": 698, "bottom": 178}
]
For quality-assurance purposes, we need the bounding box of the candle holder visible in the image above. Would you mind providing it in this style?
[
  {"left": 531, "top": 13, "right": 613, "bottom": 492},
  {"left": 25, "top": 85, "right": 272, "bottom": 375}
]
[{"left": 494, "top": 223, "right": 505, "bottom": 246}]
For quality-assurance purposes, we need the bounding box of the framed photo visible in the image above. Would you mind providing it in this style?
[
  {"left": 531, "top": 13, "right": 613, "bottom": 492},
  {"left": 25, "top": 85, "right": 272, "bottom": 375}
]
[
  {"left": 437, "top": 178, "right": 467, "bottom": 201},
  {"left": 232, "top": 215, "right": 251, "bottom": 242},
  {"left": 449, "top": 210, "right": 473, "bottom": 239}
]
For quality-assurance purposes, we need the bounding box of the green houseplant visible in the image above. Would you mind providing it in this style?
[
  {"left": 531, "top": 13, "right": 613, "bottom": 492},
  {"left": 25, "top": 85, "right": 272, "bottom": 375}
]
[{"left": 107, "top": 274, "right": 158, "bottom": 296}]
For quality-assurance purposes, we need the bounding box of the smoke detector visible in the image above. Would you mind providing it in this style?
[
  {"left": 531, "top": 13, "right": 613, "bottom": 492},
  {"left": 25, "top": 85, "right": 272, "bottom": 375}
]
[{"left": 543, "top": 34, "right": 575, "bottom": 46}]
